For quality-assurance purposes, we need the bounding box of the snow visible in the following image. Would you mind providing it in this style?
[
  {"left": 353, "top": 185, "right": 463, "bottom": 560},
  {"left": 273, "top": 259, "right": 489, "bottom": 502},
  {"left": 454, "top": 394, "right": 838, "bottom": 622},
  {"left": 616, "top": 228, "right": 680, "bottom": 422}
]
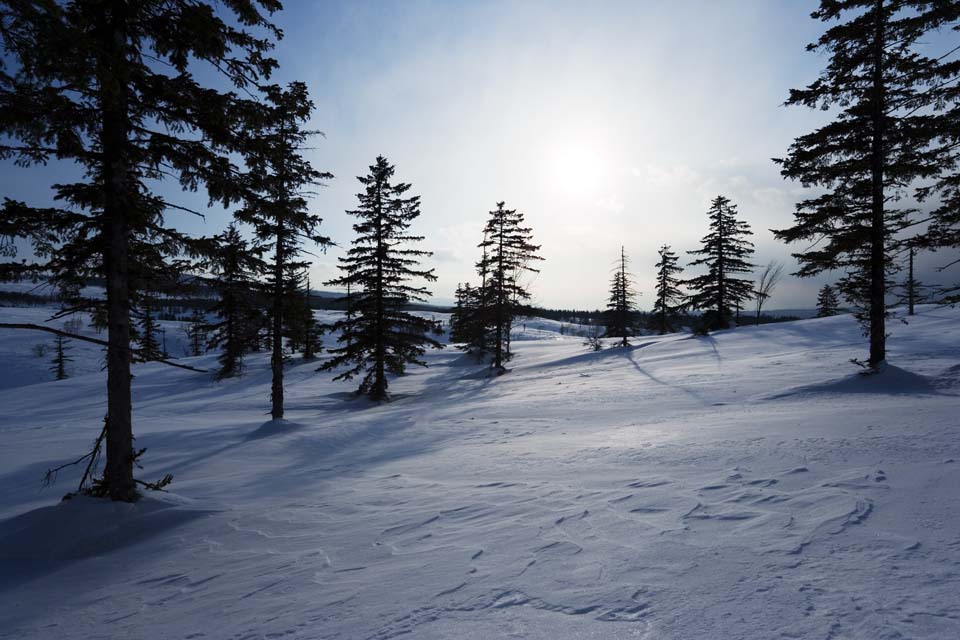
[{"left": 1, "top": 304, "right": 959, "bottom": 638}]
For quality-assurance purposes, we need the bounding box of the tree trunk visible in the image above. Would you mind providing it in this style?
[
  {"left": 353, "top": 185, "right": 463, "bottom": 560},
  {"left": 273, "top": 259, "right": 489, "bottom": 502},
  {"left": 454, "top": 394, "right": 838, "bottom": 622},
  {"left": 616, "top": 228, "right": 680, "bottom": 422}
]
[
  {"left": 494, "top": 218, "right": 505, "bottom": 370},
  {"left": 373, "top": 182, "right": 387, "bottom": 399},
  {"left": 907, "top": 244, "right": 915, "bottom": 316},
  {"left": 99, "top": 2, "right": 136, "bottom": 502},
  {"left": 271, "top": 224, "right": 284, "bottom": 417},
  {"left": 868, "top": 0, "right": 887, "bottom": 369}
]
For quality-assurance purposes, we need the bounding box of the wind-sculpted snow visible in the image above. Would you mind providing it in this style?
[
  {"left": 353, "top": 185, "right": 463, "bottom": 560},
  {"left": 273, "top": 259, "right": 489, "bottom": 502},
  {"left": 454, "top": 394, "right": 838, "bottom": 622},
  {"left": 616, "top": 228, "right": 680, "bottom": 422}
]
[{"left": 1, "top": 305, "right": 960, "bottom": 638}]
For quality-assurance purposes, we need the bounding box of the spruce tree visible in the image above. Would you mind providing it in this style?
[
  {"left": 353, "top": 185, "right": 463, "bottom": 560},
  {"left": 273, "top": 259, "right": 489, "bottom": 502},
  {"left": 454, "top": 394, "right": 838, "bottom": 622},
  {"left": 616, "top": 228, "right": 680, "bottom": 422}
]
[
  {"left": 207, "top": 224, "right": 266, "bottom": 380},
  {"left": 50, "top": 334, "right": 73, "bottom": 380},
  {"left": 300, "top": 274, "right": 322, "bottom": 360},
  {"left": 898, "top": 241, "right": 926, "bottom": 316},
  {"left": 185, "top": 308, "right": 207, "bottom": 357},
  {"left": 138, "top": 300, "right": 163, "bottom": 362},
  {"left": 0, "top": 0, "right": 281, "bottom": 501},
  {"left": 686, "top": 196, "right": 755, "bottom": 332},
  {"left": 450, "top": 283, "right": 471, "bottom": 344},
  {"left": 773, "top": 0, "right": 960, "bottom": 369},
  {"left": 321, "top": 156, "right": 440, "bottom": 400},
  {"left": 477, "top": 202, "right": 543, "bottom": 371},
  {"left": 652, "top": 244, "right": 684, "bottom": 335},
  {"left": 235, "top": 82, "right": 332, "bottom": 418},
  {"left": 604, "top": 246, "right": 638, "bottom": 347},
  {"left": 816, "top": 284, "right": 841, "bottom": 317}
]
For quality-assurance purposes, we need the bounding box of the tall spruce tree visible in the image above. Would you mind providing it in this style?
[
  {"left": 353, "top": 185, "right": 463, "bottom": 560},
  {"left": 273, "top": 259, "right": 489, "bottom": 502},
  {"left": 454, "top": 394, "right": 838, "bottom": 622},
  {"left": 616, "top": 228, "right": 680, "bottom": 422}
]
[
  {"left": 604, "top": 246, "right": 638, "bottom": 347},
  {"left": 235, "top": 82, "right": 331, "bottom": 418},
  {"left": 773, "top": 0, "right": 960, "bottom": 369},
  {"left": 686, "top": 196, "right": 755, "bottom": 332},
  {"left": 207, "top": 223, "right": 265, "bottom": 379},
  {"left": 652, "top": 244, "right": 684, "bottom": 335},
  {"left": 477, "top": 202, "right": 543, "bottom": 371},
  {"left": 321, "top": 156, "right": 439, "bottom": 400},
  {"left": 0, "top": 0, "right": 281, "bottom": 501},
  {"left": 816, "top": 284, "right": 842, "bottom": 317}
]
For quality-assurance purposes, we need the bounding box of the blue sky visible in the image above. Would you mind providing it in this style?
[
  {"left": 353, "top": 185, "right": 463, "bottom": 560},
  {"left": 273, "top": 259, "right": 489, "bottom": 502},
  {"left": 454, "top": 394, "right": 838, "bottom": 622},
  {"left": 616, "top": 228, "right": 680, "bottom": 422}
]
[{"left": 3, "top": 0, "right": 956, "bottom": 309}]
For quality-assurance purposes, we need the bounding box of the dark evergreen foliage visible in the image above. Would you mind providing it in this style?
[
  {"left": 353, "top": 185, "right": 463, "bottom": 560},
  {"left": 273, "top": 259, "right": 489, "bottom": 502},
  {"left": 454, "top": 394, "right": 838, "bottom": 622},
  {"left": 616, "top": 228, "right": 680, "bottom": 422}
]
[
  {"left": 321, "top": 156, "right": 440, "bottom": 401},
  {"left": 686, "top": 196, "right": 755, "bottom": 333},
  {"left": 816, "top": 284, "right": 842, "bottom": 318},
  {"left": 207, "top": 224, "right": 266, "bottom": 380},
  {"left": 604, "top": 246, "right": 638, "bottom": 347},
  {"left": 475, "top": 202, "right": 543, "bottom": 371},
  {"left": 138, "top": 299, "right": 163, "bottom": 361},
  {"left": 651, "top": 244, "right": 684, "bottom": 335},
  {"left": 235, "top": 82, "right": 332, "bottom": 417},
  {"left": 185, "top": 308, "right": 207, "bottom": 357},
  {"left": 0, "top": 0, "right": 282, "bottom": 501},
  {"left": 296, "top": 274, "right": 322, "bottom": 360},
  {"left": 50, "top": 334, "right": 73, "bottom": 380},
  {"left": 773, "top": 0, "right": 960, "bottom": 368}
]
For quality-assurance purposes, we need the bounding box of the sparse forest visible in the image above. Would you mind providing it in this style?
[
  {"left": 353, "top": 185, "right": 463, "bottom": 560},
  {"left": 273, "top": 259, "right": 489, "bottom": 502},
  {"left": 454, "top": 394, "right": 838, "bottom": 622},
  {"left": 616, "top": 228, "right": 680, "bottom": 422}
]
[{"left": 1, "top": 2, "right": 960, "bottom": 638}]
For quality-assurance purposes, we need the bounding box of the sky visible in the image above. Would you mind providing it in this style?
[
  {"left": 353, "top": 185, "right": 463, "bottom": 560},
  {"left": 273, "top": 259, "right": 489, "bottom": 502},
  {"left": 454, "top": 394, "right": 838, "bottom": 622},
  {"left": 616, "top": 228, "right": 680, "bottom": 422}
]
[{"left": 2, "top": 0, "right": 957, "bottom": 310}]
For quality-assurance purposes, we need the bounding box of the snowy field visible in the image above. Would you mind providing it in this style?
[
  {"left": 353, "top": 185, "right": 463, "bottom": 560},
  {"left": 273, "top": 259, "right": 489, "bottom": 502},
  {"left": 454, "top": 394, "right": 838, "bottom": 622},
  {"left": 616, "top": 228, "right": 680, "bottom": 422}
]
[{"left": 1, "top": 305, "right": 959, "bottom": 639}]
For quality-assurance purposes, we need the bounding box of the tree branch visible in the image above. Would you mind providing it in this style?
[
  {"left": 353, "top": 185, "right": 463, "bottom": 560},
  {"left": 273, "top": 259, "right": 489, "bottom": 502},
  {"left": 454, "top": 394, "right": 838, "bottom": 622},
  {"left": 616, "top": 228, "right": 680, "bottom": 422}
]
[{"left": 0, "top": 323, "right": 208, "bottom": 373}]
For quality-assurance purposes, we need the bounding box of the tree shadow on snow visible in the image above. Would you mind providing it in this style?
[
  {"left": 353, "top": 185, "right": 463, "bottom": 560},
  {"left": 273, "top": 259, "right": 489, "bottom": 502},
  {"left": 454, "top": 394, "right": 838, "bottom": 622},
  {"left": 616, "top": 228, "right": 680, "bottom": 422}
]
[
  {"left": 768, "top": 364, "right": 944, "bottom": 400},
  {"left": 0, "top": 494, "right": 216, "bottom": 593}
]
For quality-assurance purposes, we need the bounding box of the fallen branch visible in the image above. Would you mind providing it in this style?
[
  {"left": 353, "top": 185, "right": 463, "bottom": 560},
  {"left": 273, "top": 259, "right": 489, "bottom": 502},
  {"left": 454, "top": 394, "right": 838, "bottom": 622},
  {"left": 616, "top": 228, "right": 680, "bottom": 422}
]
[{"left": 0, "top": 323, "right": 208, "bottom": 373}]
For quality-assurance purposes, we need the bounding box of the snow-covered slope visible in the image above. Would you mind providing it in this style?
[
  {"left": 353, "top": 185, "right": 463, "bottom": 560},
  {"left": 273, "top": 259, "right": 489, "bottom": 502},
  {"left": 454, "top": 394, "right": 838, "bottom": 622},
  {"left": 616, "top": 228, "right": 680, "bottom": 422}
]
[{"left": 1, "top": 305, "right": 959, "bottom": 639}]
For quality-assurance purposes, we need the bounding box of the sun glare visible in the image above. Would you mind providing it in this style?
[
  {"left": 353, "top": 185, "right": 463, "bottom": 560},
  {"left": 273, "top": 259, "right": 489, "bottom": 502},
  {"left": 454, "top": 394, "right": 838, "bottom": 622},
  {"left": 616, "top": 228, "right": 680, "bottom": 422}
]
[{"left": 545, "top": 137, "right": 610, "bottom": 198}]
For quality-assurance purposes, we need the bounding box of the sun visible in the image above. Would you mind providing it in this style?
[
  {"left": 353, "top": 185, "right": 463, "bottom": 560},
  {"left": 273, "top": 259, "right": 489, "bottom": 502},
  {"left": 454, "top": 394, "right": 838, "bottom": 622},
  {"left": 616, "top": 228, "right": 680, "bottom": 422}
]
[{"left": 544, "top": 137, "right": 611, "bottom": 199}]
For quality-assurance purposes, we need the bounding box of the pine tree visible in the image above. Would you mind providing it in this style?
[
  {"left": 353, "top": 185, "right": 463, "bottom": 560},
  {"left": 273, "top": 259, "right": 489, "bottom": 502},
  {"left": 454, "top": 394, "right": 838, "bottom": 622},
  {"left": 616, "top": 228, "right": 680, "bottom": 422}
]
[
  {"left": 773, "top": 1, "right": 960, "bottom": 369},
  {"left": 185, "top": 308, "right": 207, "bottom": 357},
  {"left": 898, "top": 241, "right": 927, "bottom": 316},
  {"left": 235, "top": 82, "right": 332, "bottom": 418},
  {"left": 50, "top": 334, "right": 73, "bottom": 380},
  {"left": 816, "top": 284, "right": 841, "bottom": 318},
  {"left": 450, "top": 283, "right": 471, "bottom": 344},
  {"left": 0, "top": 1, "right": 281, "bottom": 501},
  {"left": 476, "top": 202, "right": 543, "bottom": 371},
  {"left": 138, "top": 301, "right": 163, "bottom": 362},
  {"left": 300, "top": 274, "right": 322, "bottom": 360},
  {"left": 651, "top": 244, "right": 684, "bottom": 335},
  {"left": 604, "top": 246, "right": 638, "bottom": 347},
  {"left": 321, "top": 156, "right": 440, "bottom": 400},
  {"left": 686, "top": 196, "right": 755, "bottom": 332},
  {"left": 207, "top": 224, "right": 266, "bottom": 380}
]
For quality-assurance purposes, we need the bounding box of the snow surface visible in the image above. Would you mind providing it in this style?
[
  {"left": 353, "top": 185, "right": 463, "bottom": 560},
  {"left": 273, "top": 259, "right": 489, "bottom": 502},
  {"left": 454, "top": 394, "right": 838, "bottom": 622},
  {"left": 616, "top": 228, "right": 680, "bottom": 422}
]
[{"left": 1, "top": 304, "right": 959, "bottom": 639}]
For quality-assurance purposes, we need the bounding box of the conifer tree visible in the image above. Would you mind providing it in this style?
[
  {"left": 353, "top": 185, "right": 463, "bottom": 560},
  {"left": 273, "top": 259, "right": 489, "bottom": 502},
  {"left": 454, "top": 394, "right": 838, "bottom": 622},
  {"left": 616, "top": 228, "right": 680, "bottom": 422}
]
[
  {"left": 476, "top": 202, "right": 543, "bottom": 371},
  {"left": 207, "top": 224, "right": 265, "bottom": 380},
  {"left": 899, "top": 241, "right": 926, "bottom": 316},
  {"left": 0, "top": 0, "right": 281, "bottom": 501},
  {"left": 185, "top": 308, "right": 207, "bottom": 357},
  {"left": 686, "top": 196, "right": 755, "bottom": 332},
  {"left": 138, "top": 301, "right": 163, "bottom": 362},
  {"left": 816, "top": 284, "right": 841, "bottom": 317},
  {"left": 50, "top": 334, "right": 73, "bottom": 380},
  {"left": 604, "top": 246, "right": 638, "bottom": 347},
  {"left": 321, "top": 156, "right": 439, "bottom": 400},
  {"left": 652, "top": 244, "right": 684, "bottom": 335},
  {"left": 236, "top": 82, "right": 331, "bottom": 417},
  {"left": 300, "top": 274, "right": 321, "bottom": 360},
  {"left": 773, "top": 0, "right": 960, "bottom": 369},
  {"left": 450, "top": 283, "right": 471, "bottom": 344}
]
